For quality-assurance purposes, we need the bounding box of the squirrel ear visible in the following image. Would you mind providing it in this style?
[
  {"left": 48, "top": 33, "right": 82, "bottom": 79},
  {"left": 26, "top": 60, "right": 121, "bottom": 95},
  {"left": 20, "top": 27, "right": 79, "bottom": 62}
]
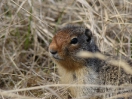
[{"left": 85, "top": 29, "right": 92, "bottom": 42}]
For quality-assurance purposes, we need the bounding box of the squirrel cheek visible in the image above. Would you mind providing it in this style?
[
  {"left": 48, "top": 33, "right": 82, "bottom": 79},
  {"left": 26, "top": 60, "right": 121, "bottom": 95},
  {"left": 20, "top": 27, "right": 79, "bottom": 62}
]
[{"left": 69, "top": 45, "right": 80, "bottom": 53}]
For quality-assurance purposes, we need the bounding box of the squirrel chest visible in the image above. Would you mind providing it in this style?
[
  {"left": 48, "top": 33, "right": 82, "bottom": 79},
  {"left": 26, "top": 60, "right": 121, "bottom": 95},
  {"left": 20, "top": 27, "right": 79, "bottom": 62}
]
[{"left": 57, "top": 62, "right": 99, "bottom": 97}]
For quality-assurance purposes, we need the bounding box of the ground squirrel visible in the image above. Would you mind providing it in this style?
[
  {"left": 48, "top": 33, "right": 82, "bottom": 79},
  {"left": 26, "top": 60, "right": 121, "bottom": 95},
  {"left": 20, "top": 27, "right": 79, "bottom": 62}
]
[{"left": 49, "top": 25, "right": 132, "bottom": 99}]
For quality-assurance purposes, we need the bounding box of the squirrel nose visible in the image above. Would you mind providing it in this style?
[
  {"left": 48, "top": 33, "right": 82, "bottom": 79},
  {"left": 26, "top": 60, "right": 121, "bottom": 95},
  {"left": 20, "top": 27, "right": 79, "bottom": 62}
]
[
  {"left": 49, "top": 48, "right": 58, "bottom": 55},
  {"left": 50, "top": 50, "right": 57, "bottom": 55},
  {"left": 49, "top": 49, "right": 63, "bottom": 60}
]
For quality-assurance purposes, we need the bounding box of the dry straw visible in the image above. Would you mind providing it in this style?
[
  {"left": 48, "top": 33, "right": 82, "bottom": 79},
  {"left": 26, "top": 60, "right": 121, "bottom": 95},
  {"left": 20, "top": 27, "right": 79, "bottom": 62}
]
[{"left": 0, "top": 0, "right": 132, "bottom": 99}]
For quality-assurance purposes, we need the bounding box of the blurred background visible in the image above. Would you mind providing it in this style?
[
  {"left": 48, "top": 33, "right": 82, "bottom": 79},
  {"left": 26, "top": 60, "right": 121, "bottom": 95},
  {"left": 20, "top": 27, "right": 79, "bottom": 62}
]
[{"left": 0, "top": 0, "right": 132, "bottom": 99}]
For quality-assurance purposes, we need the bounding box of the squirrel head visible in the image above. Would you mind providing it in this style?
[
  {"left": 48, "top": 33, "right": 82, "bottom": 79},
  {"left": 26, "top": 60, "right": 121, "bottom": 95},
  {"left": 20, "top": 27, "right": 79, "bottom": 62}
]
[{"left": 49, "top": 25, "right": 99, "bottom": 71}]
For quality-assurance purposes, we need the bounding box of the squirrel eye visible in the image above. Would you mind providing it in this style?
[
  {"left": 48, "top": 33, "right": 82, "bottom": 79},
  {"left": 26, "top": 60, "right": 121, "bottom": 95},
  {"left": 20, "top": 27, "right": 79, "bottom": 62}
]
[{"left": 70, "top": 38, "right": 78, "bottom": 44}]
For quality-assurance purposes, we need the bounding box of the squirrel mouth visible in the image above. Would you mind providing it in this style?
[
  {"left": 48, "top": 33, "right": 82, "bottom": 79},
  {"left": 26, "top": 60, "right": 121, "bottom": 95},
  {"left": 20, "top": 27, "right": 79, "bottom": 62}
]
[{"left": 52, "top": 54, "right": 63, "bottom": 60}]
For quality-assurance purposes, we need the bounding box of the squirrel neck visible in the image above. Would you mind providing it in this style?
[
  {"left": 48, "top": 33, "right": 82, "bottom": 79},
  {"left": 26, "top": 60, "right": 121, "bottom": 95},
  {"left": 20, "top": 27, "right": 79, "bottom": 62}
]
[
  {"left": 85, "top": 44, "right": 102, "bottom": 72},
  {"left": 86, "top": 57, "right": 102, "bottom": 73}
]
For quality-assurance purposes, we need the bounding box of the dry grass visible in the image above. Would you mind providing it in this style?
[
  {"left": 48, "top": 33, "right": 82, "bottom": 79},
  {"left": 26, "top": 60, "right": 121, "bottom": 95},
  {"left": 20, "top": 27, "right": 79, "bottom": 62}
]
[{"left": 0, "top": 0, "right": 132, "bottom": 99}]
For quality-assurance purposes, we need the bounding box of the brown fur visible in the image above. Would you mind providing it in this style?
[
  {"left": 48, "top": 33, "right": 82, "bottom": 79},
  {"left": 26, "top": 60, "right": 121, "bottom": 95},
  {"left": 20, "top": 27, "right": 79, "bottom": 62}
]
[{"left": 49, "top": 30, "right": 84, "bottom": 71}]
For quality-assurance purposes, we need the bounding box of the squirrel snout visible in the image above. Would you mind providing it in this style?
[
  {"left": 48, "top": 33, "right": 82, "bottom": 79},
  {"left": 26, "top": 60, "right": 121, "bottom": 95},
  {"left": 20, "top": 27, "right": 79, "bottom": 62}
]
[
  {"left": 49, "top": 48, "right": 63, "bottom": 60},
  {"left": 49, "top": 49, "right": 57, "bottom": 55},
  {"left": 49, "top": 42, "right": 58, "bottom": 57}
]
